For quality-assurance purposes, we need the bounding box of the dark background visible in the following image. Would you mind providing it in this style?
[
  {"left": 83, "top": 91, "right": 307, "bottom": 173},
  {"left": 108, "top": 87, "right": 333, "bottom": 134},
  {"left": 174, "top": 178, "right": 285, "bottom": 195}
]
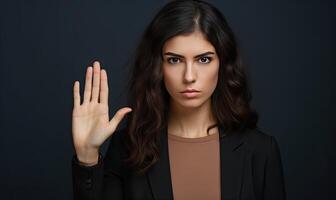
[{"left": 0, "top": 0, "right": 335, "bottom": 199}]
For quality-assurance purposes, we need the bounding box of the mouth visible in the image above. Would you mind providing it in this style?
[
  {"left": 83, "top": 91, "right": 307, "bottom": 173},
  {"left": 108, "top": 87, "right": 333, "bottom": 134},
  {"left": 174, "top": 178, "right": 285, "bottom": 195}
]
[
  {"left": 181, "top": 89, "right": 200, "bottom": 93},
  {"left": 180, "top": 90, "right": 200, "bottom": 98}
]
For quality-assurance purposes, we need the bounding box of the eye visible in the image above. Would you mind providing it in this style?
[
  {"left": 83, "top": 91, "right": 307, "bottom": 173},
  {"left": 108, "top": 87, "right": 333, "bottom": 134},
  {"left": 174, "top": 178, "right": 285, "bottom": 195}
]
[
  {"left": 198, "top": 57, "right": 212, "bottom": 64},
  {"left": 167, "top": 57, "right": 181, "bottom": 64}
]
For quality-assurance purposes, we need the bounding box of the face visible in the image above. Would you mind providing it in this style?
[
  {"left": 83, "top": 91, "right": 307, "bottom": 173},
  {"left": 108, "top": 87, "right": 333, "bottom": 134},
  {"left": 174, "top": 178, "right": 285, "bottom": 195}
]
[{"left": 162, "top": 31, "right": 220, "bottom": 109}]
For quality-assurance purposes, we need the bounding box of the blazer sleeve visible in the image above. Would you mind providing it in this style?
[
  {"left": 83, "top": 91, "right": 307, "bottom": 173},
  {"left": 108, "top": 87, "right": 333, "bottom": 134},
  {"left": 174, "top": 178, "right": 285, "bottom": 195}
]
[
  {"left": 263, "top": 136, "right": 287, "bottom": 200},
  {"left": 72, "top": 130, "right": 124, "bottom": 200}
]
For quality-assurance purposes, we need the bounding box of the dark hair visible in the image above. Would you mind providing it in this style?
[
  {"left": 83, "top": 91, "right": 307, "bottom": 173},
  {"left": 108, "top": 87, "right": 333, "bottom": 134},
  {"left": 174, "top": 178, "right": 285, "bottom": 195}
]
[{"left": 123, "top": 0, "right": 258, "bottom": 175}]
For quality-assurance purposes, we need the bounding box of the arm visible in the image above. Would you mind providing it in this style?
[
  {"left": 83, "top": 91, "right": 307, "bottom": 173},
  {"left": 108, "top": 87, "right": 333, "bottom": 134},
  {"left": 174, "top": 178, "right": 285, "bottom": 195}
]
[
  {"left": 72, "top": 152, "right": 104, "bottom": 200},
  {"left": 72, "top": 130, "right": 124, "bottom": 200},
  {"left": 263, "top": 136, "right": 287, "bottom": 200},
  {"left": 71, "top": 61, "right": 131, "bottom": 200}
]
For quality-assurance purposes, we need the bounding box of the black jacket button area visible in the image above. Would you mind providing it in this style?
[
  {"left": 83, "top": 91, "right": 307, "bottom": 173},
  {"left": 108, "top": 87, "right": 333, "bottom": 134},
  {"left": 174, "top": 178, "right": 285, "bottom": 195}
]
[{"left": 85, "top": 178, "right": 92, "bottom": 189}]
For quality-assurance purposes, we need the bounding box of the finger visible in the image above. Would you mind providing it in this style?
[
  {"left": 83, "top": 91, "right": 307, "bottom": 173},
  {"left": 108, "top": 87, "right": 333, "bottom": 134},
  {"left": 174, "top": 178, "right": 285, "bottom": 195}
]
[
  {"left": 99, "top": 69, "right": 109, "bottom": 104},
  {"left": 83, "top": 66, "right": 93, "bottom": 104},
  {"left": 108, "top": 107, "right": 133, "bottom": 132},
  {"left": 73, "top": 81, "right": 80, "bottom": 107},
  {"left": 91, "top": 61, "right": 101, "bottom": 103}
]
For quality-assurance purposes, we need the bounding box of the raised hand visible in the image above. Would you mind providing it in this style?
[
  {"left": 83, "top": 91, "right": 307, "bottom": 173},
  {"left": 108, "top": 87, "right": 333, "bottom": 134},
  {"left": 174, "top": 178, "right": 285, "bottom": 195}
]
[{"left": 72, "top": 61, "right": 132, "bottom": 165}]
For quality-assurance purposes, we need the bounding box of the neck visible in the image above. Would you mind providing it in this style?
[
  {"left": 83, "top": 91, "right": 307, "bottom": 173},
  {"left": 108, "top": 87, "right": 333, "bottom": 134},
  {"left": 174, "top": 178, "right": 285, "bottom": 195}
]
[{"left": 167, "top": 98, "right": 218, "bottom": 138}]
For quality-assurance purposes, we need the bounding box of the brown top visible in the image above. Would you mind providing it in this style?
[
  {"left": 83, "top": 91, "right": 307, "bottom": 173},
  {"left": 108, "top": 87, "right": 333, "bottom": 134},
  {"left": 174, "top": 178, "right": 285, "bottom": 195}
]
[{"left": 167, "top": 132, "right": 221, "bottom": 200}]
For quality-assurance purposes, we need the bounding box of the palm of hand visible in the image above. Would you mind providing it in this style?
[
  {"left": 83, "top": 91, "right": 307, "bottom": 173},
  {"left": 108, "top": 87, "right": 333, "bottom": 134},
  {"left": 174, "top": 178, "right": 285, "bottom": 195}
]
[{"left": 71, "top": 61, "right": 132, "bottom": 156}]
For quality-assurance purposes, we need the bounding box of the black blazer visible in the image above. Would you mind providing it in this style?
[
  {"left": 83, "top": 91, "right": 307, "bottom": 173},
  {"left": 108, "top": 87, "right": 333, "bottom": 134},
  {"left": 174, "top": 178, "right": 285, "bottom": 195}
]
[{"left": 72, "top": 125, "right": 287, "bottom": 200}]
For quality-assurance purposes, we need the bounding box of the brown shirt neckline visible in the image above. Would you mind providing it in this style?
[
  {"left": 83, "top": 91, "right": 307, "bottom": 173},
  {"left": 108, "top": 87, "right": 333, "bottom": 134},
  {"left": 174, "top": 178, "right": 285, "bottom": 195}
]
[{"left": 167, "top": 132, "right": 219, "bottom": 143}]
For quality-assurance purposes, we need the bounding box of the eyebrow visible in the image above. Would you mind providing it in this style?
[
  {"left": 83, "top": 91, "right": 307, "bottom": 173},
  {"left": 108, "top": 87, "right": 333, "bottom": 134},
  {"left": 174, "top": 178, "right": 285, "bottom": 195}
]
[{"left": 163, "top": 51, "right": 215, "bottom": 58}]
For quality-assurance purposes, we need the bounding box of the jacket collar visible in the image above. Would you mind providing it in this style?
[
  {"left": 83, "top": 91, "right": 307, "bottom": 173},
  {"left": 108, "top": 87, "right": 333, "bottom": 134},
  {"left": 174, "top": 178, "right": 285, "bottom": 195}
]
[{"left": 146, "top": 124, "right": 247, "bottom": 200}]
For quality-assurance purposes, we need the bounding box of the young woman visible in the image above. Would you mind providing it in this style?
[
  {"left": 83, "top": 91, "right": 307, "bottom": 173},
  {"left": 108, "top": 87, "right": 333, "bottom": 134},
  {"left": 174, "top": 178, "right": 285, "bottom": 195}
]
[{"left": 71, "top": 0, "right": 286, "bottom": 199}]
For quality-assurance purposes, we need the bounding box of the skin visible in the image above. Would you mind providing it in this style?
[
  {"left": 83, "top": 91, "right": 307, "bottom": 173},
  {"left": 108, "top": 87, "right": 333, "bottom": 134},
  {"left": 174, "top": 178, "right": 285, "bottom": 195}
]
[
  {"left": 162, "top": 31, "right": 220, "bottom": 138},
  {"left": 71, "top": 30, "right": 220, "bottom": 165},
  {"left": 72, "top": 61, "right": 132, "bottom": 166}
]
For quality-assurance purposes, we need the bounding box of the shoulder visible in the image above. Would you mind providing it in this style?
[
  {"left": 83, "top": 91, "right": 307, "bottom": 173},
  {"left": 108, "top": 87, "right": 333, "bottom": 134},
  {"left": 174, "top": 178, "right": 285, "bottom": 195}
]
[{"left": 242, "top": 128, "right": 282, "bottom": 157}]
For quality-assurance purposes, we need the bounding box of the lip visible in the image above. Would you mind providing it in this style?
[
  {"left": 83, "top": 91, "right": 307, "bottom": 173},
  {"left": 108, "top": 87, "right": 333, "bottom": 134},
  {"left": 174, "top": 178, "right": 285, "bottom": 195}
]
[
  {"left": 180, "top": 90, "right": 200, "bottom": 98},
  {"left": 181, "top": 88, "right": 200, "bottom": 93}
]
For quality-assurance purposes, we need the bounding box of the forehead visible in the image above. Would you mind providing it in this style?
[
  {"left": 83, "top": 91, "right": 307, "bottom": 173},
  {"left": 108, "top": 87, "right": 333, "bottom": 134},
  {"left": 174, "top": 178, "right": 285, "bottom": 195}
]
[{"left": 162, "top": 31, "right": 215, "bottom": 55}]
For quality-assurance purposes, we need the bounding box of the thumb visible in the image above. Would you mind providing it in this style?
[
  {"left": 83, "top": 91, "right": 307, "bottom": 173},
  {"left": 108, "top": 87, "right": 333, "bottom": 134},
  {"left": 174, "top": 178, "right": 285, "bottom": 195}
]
[{"left": 108, "top": 107, "right": 133, "bottom": 133}]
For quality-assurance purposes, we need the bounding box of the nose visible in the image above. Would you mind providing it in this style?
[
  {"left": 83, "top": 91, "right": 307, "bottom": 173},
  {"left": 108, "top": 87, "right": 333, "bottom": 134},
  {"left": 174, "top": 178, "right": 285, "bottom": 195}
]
[{"left": 183, "top": 61, "right": 196, "bottom": 83}]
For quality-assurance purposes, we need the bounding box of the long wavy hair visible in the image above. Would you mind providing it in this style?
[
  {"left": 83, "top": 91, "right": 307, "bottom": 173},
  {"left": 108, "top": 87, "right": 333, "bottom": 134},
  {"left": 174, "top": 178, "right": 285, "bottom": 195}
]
[{"left": 123, "top": 0, "right": 258, "bottom": 175}]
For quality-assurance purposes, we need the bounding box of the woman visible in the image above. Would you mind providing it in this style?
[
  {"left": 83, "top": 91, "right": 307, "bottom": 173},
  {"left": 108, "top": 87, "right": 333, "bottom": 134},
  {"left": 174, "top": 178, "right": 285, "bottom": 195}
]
[{"left": 71, "top": 0, "right": 287, "bottom": 199}]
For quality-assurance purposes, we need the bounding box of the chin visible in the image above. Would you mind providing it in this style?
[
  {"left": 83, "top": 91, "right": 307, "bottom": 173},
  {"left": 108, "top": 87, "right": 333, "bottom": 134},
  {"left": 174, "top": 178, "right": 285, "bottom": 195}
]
[{"left": 175, "top": 98, "right": 208, "bottom": 109}]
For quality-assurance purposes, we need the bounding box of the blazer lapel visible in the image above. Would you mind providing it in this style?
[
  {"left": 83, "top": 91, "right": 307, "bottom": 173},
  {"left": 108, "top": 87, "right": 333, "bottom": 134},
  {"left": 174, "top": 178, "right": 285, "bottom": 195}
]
[
  {"left": 218, "top": 125, "right": 247, "bottom": 200},
  {"left": 146, "top": 125, "right": 174, "bottom": 200},
  {"left": 146, "top": 124, "right": 247, "bottom": 200}
]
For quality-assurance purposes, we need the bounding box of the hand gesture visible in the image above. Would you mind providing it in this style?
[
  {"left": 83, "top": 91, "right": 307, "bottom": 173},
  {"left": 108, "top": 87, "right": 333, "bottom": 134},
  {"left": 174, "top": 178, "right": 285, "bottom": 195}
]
[{"left": 72, "top": 61, "right": 132, "bottom": 165}]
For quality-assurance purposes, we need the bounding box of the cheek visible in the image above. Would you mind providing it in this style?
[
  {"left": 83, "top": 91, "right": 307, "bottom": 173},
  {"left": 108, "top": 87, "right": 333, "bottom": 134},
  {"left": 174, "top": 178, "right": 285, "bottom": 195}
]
[
  {"left": 162, "top": 67, "right": 177, "bottom": 92},
  {"left": 212, "top": 69, "right": 219, "bottom": 85},
  {"left": 202, "top": 67, "right": 219, "bottom": 91}
]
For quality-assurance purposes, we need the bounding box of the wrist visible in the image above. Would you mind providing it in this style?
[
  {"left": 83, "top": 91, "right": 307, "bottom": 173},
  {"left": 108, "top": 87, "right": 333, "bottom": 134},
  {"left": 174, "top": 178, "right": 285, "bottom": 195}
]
[
  {"left": 77, "top": 153, "right": 100, "bottom": 166},
  {"left": 75, "top": 147, "right": 99, "bottom": 165}
]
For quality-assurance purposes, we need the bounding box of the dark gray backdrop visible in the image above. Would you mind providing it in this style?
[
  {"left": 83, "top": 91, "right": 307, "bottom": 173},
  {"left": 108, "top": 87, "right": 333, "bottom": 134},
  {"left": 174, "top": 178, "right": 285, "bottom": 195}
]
[{"left": 0, "top": 0, "right": 335, "bottom": 199}]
